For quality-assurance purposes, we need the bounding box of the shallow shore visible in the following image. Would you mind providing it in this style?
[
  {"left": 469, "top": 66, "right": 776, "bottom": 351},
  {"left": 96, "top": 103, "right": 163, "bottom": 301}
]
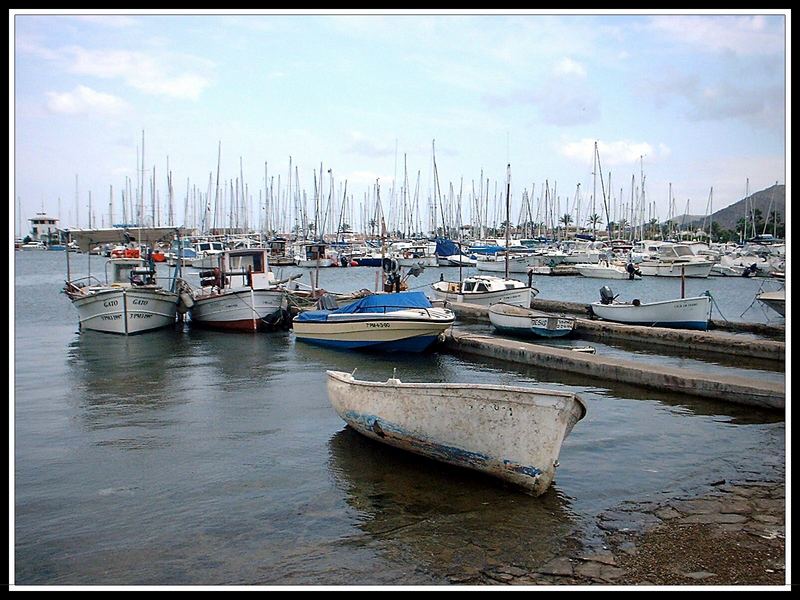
[{"left": 463, "top": 478, "right": 786, "bottom": 587}]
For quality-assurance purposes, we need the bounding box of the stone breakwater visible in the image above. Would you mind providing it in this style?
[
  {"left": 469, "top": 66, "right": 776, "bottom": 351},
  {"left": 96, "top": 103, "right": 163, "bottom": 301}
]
[{"left": 449, "top": 480, "right": 786, "bottom": 587}]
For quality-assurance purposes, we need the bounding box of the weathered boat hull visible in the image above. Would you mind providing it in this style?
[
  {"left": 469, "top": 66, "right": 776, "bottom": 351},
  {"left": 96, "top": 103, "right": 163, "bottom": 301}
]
[
  {"left": 293, "top": 310, "right": 454, "bottom": 352},
  {"left": 488, "top": 303, "right": 575, "bottom": 338},
  {"left": 590, "top": 295, "right": 712, "bottom": 330},
  {"left": 71, "top": 287, "right": 179, "bottom": 334},
  {"left": 190, "top": 288, "right": 286, "bottom": 331},
  {"left": 326, "top": 370, "right": 586, "bottom": 496}
]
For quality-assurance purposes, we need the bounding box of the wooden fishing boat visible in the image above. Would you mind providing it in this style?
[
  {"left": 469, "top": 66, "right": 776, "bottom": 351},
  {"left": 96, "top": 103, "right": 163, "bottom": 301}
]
[
  {"left": 293, "top": 291, "right": 455, "bottom": 352},
  {"left": 63, "top": 256, "right": 180, "bottom": 335},
  {"left": 326, "top": 370, "right": 586, "bottom": 496},
  {"left": 488, "top": 302, "right": 575, "bottom": 338},
  {"left": 189, "top": 247, "right": 288, "bottom": 331}
]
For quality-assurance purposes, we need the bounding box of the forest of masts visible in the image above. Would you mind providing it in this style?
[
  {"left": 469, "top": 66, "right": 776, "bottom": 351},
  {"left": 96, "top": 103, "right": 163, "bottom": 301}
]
[{"left": 63, "top": 138, "right": 729, "bottom": 244}]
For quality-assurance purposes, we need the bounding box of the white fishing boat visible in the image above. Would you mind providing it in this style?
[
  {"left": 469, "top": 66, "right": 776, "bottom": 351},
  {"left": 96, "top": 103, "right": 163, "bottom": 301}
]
[
  {"left": 293, "top": 241, "right": 338, "bottom": 268},
  {"left": 326, "top": 370, "right": 586, "bottom": 496},
  {"left": 189, "top": 247, "right": 288, "bottom": 331},
  {"left": 589, "top": 286, "right": 712, "bottom": 330},
  {"left": 575, "top": 261, "right": 641, "bottom": 280},
  {"left": 756, "top": 289, "right": 785, "bottom": 316},
  {"left": 488, "top": 303, "right": 575, "bottom": 338},
  {"left": 63, "top": 256, "right": 180, "bottom": 335},
  {"left": 190, "top": 240, "right": 226, "bottom": 269},
  {"left": 431, "top": 274, "right": 535, "bottom": 308},
  {"left": 293, "top": 291, "right": 455, "bottom": 352}
]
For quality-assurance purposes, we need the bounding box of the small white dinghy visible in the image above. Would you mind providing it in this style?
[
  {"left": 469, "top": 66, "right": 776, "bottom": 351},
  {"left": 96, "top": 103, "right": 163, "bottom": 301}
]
[
  {"left": 488, "top": 302, "right": 575, "bottom": 338},
  {"left": 326, "top": 370, "right": 586, "bottom": 496}
]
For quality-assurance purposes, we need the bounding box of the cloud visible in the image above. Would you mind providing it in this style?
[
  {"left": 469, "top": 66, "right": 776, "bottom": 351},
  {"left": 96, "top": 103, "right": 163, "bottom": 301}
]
[
  {"left": 647, "top": 15, "right": 784, "bottom": 56},
  {"left": 553, "top": 57, "right": 587, "bottom": 78},
  {"left": 45, "top": 85, "right": 129, "bottom": 116},
  {"left": 66, "top": 46, "right": 211, "bottom": 100},
  {"left": 638, "top": 70, "right": 785, "bottom": 132},
  {"left": 559, "top": 138, "right": 669, "bottom": 168},
  {"left": 345, "top": 132, "right": 396, "bottom": 158}
]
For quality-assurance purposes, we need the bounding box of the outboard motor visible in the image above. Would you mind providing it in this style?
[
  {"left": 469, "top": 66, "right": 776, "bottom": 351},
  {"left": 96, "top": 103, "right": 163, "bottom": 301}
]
[{"left": 599, "top": 286, "right": 615, "bottom": 305}]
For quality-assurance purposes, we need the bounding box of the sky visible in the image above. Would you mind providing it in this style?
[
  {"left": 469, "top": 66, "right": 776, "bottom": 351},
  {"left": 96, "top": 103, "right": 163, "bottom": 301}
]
[{"left": 10, "top": 9, "right": 790, "bottom": 238}]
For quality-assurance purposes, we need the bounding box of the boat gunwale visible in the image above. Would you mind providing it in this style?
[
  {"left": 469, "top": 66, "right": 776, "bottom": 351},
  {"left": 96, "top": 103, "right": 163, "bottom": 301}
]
[{"left": 326, "top": 370, "right": 587, "bottom": 418}]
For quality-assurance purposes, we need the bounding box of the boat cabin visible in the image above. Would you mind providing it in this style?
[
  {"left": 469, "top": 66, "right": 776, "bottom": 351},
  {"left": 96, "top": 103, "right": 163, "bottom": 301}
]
[
  {"left": 221, "top": 249, "right": 277, "bottom": 289},
  {"left": 107, "top": 258, "right": 156, "bottom": 286}
]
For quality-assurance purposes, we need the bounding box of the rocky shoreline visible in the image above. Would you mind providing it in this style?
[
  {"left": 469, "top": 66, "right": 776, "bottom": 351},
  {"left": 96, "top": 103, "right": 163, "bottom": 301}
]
[{"left": 466, "top": 479, "right": 786, "bottom": 587}]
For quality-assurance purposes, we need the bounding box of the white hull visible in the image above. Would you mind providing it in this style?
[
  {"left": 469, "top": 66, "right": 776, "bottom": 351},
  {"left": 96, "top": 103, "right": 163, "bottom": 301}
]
[
  {"left": 438, "top": 254, "right": 477, "bottom": 266},
  {"left": 590, "top": 296, "right": 712, "bottom": 330},
  {"left": 295, "top": 257, "right": 337, "bottom": 268},
  {"left": 431, "top": 280, "right": 533, "bottom": 308},
  {"left": 488, "top": 303, "right": 575, "bottom": 338},
  {"left": 190, "top": 288, "right": 286, "bottom": 331},
  {"left": 71, "top": 287, "right": 179, "bottom": 334},
  {"left": 474, "top": 256, "right": 535, "bottom": 274},
  {"left": 575, "top": 263, "right": 638, "bottom": 280},
  {"left": 326, "top": 370, "right": 586, "bottom": 496},
  {"left": 756, "top": 290, "right": 785, "bottom": 316},
  {"left": 293, "top": 308, "right": 454, "bottom": 351},
  {"left": 637, "top": 260, "right": 714, "bottom": 278},
  {"left": 396, "top": 255, "right": 438, "bottom": 267}
]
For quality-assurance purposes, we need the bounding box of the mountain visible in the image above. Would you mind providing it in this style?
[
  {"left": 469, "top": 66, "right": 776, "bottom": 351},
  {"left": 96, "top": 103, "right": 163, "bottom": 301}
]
[{"left": 672, "top": 184, "right": 785, "bottom": 231}]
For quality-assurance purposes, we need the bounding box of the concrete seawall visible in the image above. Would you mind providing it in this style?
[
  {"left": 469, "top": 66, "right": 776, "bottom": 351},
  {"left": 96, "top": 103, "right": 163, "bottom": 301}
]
[{"left": 442, "top": 329, "right": 785, "bottom": 411}]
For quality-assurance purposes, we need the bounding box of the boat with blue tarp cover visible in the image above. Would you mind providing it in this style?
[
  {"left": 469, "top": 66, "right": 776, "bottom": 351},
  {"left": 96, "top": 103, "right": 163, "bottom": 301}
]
[{"left": 292, "top": 291, "right": 455, "bottom": 352}]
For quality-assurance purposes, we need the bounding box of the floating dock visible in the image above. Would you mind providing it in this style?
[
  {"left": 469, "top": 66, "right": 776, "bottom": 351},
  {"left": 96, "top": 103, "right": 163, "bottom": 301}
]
[{"left": 440, "top": 301, "right": 785, "bottom": 411}]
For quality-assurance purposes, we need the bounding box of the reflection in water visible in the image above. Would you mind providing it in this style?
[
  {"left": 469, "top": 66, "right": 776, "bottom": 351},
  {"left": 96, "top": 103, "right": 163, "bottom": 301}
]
[{"left": 326, "top": 427, "right": 584, "bottom": 580}]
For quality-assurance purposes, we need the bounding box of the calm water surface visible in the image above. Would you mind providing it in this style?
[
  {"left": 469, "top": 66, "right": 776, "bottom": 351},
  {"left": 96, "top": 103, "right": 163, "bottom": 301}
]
[{"left": 13, "top": 252, "right": 786, "bottom": 585}]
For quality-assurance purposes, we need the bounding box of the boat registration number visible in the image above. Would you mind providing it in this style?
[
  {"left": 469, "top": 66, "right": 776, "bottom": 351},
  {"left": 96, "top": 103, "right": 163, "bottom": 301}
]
[{"left": 366, "top": 322, "right": 391, "bottom": 328}]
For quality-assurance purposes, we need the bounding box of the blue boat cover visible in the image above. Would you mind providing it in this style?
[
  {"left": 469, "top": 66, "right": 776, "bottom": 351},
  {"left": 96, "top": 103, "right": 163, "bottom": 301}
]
[
  {"left": 295, "top": 291, "right": 432, "bottom": 322},
  {"left": 434, "top": 238, "right": 461, "bottom": 257}
]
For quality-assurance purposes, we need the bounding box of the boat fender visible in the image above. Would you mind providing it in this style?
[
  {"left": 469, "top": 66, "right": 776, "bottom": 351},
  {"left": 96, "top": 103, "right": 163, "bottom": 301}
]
[{"left": 632, "top": 299, "right": 641, "bottom": 306}]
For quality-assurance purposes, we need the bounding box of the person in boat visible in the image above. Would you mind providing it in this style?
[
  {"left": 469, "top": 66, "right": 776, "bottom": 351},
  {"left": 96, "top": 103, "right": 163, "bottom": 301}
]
[
  {"left": 527, "top": 267, "right": 534, "bottom": 288},
  {"left": 626, "top": 262, "right": 642, "bottom": 280}
]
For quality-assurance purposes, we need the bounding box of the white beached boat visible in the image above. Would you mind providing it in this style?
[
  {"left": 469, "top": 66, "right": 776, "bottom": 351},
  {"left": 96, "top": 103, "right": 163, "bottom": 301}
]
[
  {"left": 488, "top": 303, "right": 575, "bottom": 338},
  {"left": 589, "top": 286, "right": 712, "bottom": 330},
  {"left": 63, "top": 257, "right": 180, "bottom": 335},
  {"left": 575, "top": 261, "right": 641, "bottom": 280},
  {"left": 293, "top": 291, "right": 455, "bottom": 352},
  {"left": 189, "top": 247, "right": 288, "bottom": 331},
  {"left": 431, "top": 274, "right": 535, "bottom": 308},
  {"left": 325, "top": 370, "right": 587, "bottom": 496},
  {"left": 756, "top": 290, "right": 785, "bottom": 316}
]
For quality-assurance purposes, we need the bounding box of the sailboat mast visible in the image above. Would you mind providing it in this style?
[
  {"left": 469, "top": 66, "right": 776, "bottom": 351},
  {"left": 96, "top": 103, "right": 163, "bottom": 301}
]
[{"left": 505, "top": 164, "right": 511, "bottom": 280}]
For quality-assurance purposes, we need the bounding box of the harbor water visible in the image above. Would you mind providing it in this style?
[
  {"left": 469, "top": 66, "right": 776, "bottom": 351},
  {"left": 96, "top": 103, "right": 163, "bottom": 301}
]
[{"left": 13, "top": 251, "right": 786, "bottom": 585}]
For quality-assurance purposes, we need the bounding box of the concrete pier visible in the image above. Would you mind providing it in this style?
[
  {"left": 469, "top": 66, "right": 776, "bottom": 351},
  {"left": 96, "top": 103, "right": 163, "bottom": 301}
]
[
  {"left": 445, "top": 301, "right": 785, "bottom": 363},
  {"left": 442, "top": 329, "right": 785, "bottom": 411}
]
